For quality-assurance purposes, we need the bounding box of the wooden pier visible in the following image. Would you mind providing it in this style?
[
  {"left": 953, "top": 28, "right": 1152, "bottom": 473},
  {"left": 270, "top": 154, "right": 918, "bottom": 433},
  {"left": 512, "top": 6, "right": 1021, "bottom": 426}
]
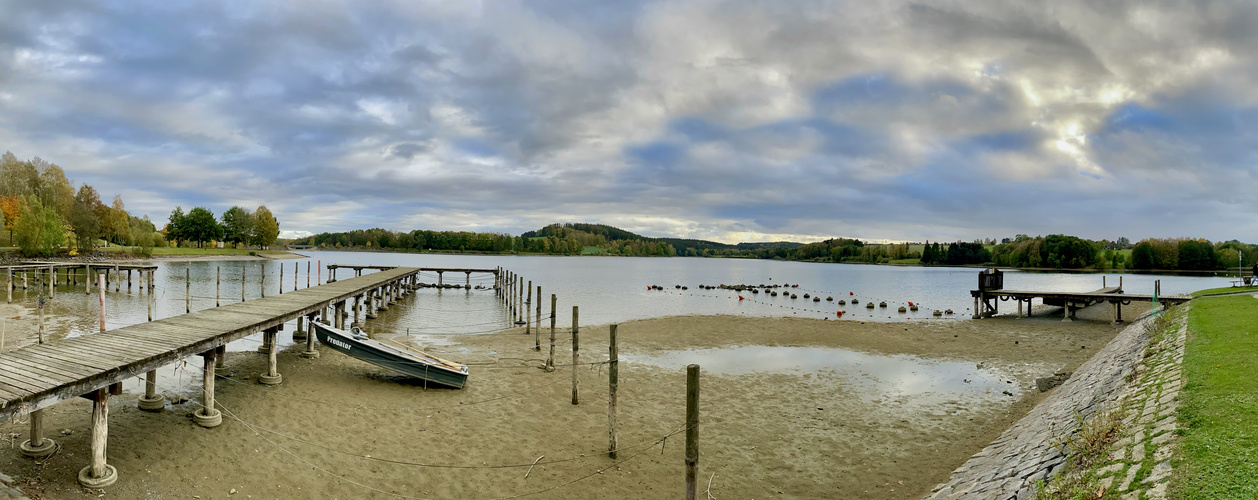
[
  {"left": 971, "top": 269, "right": 1191, "bottom": 322},
  {"left": 6, "top": 262, "right": 160, "bottom": 302},
  {"left": 0, "top": 267, "right": 420, "bottom": 487}
]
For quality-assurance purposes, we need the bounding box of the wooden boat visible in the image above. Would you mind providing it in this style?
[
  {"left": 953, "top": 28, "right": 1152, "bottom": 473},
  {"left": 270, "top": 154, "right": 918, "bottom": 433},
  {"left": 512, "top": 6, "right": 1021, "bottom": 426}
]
[{"left": 311, "top": 321, "right": 469, "bottom": 389}]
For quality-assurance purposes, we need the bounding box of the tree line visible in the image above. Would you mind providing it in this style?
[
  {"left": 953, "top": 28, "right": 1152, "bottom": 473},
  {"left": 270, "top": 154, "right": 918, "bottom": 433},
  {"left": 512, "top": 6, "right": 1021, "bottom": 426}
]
[
  {"left": 1, "top": 150, "right": 281, "bottom": 257},
  {"left": 163, "top": 205, "right": 280, "bottom": 249}
]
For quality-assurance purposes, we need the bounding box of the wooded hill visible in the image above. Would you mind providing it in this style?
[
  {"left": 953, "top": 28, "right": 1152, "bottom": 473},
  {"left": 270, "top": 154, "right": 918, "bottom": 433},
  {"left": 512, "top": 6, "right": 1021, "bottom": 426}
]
[{"left": 292, "top": 223, "right": 1258, "bottom": 271}]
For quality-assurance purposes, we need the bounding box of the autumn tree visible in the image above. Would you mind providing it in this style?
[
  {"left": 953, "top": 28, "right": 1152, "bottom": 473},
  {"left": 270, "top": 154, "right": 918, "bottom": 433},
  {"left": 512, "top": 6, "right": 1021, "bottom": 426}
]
[
  {"left": 0, "top": 196, "right": 19, "bottom": 245},
  {"left": 103, "top": 195, "right": 132, "bottom": 245},
  {"left": 0, "top": 152, "right": 38, "bottom": 198},
  {"left": 253, "top": 205, "right": 279, "bottom": 249},
  {"left": 37, "top": 163, "right": 75, "bottom": 216}
]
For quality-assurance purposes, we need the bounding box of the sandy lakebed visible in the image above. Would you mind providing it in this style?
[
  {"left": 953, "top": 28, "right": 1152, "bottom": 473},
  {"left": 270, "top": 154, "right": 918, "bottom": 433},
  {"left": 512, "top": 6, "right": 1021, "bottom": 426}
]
[{"left": 0, "top": 302, "right": 1143, "bottom": 499}]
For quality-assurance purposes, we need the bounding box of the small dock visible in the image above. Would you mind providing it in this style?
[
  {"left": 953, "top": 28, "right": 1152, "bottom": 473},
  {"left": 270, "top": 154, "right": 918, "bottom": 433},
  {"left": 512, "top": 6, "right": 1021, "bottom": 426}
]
[
  {"left": 0, "top": 267, "right": 420, "bottom": 487},
  {"left": 970, "top": 269, "right": 1191, "bottom": 322},
  {"left": 6, "top": 261, "right": 159, "bottom": 302}
]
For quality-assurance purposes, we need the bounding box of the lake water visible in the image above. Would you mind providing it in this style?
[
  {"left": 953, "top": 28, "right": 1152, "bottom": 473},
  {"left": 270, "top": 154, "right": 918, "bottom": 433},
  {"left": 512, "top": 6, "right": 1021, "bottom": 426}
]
[
  {"left": 14, "top": 250, "right": 1228, "bottom": 340},
  {"left": 6, "top": 251, "right": 1227, "bottom": 398}
]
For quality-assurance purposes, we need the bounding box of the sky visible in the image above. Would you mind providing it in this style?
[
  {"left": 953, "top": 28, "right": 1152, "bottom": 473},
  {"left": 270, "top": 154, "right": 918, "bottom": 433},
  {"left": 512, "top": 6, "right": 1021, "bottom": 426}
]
[{"left": 1, "top": 1, "right": 1256, "bottom": 244}]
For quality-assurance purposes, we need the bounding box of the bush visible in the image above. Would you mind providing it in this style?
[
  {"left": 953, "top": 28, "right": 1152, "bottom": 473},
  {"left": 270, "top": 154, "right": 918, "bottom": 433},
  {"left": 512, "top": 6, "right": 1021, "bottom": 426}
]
[{"left": 249, "top": 251, "right": 256, "bottom": 256}]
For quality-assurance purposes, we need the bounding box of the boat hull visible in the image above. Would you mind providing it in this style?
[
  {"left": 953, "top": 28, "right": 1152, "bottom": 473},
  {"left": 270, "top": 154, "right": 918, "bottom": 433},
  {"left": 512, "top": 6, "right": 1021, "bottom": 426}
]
[{"left": 312, "top": 322, "right": 468, "bottom": 389}]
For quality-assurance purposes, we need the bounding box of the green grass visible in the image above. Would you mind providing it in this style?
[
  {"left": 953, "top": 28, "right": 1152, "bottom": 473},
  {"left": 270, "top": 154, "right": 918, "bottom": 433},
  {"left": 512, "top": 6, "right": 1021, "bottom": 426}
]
[
  {"left": 888, "top": 258, "right": 921, "bottom": 265},
  {"left": 1191, "top": 285, "right": 1258, "bottom": 297},
  {"left": 1174, "top": 295, "right": 1258, "bottom": 499}
]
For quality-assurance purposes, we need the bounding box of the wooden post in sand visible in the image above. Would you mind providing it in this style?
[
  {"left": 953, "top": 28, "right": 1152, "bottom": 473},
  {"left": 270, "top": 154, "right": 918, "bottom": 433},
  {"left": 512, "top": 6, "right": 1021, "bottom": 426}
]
[
  {"left": 307, "top": 261, "right": 311, "bottom": 288},
  {"left": 185, "top": 268, "right": 191, "bottom": 313},
  {"left": 571, "top": 305, "right": 580, "bottom": 405},
  {"left": 19, "top": 408, "right": 56, "bottom": 458},
  {"left": 216, "top": 267, "right": 221, "bottom": 307},
  {"left": 535, "top": 286, "right": 542, "bottom": 351},
  {"left": 260, "top": 263, "right": 266, "bottom": 298},
  {"left": 547, "top": 294, "right": 557, "bottom": 371},
  {"left": 608, "top": 324, "right": 619, "bottom": 458},
  {"left": 525, "top": 280, "right": 532, "bottom": 335},
  {"left": 259, "top": 327, "right": 282, "bottom": 385},
  {"left": 685, "top": 364, "right": 700, "bottom": 500}
]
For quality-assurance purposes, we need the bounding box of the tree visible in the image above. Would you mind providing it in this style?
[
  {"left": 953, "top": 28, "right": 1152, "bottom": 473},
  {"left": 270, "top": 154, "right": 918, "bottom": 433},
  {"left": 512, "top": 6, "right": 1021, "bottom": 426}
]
[
  {"left": 102, "top": 195, "right": 132, "bottom": 245},
  {"left": 14, "top": 195, "right": 64, "bottom": 257},
  {"left": 0, "top": 196, "right": 19, "bottom": 245},
  {"left": 68, "top": 185, "right": 104, "bottom": 252},
  {"left": 253, "top": 205, "right": 279, "bottom": 249},
  {"left": 0, "top": 153, "right": 39, "bottom": 198},
  {"left": 183, "top": 207, "right": 223, "bottom": 247},
  {"left": 37, "top": 163, "right": 75, "bottom": 217},
  {"left": 220, "top": 206, "right": 256, "bottom": 248},
  {"left": 165, "top": 206, "right": 187, "bottom": 245}
]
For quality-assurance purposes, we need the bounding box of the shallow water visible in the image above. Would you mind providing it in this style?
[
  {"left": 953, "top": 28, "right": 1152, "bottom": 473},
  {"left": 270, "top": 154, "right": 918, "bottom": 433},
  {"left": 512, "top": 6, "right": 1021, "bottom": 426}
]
[{"left": 626, "top": 345, "right": 1032, "bottom": 410}]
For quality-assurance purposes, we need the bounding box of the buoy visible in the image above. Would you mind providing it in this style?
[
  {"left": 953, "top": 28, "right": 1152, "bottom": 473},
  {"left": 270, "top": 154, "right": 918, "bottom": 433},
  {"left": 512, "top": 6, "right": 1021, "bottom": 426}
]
[
  {"left": 879, "top": 301, "right": 887, "bottom": 308},
  {"left": 826, "top": 296, "right": 833, "bottom": 301},
  {"left": 849, "top": 291, "right": 854, "bottom": 295},
  {"left": 813, "top": 297, "right": 821, "bottom": 302},
  {"left": 910, "top": 305, "right": 919, "bottom": 311},
  {"left": 838, "top": 300, "right": 846, "bottom": 305},
  {"left": 851, "top": 299, "right": 859, "bottom": 304},
  {"left": 791, "top": 294, "right": 798, "bottom": 299},
  {"left": 738, "top": 296, "right": 744, "bottom": 301},
  {"left": 803, "top": 293, "right": 811, "bottom": 299},
  {"left": 898, "top": 306, "right": 907, "bottom": 313},
  {"left": 908, "top": 301, "right": 914, "bottom": 307},
  {"left": 836, "top": 310, "right": 844, "bottom": 317},
  {"left": 945, "top": 309, "right": 954, "bottom": 315},
  {"left": 933, "top": 310, "right": 943, "bottom": 316},
  {"left": 866, "top": 302, "right": 875, "bottom": 309}
]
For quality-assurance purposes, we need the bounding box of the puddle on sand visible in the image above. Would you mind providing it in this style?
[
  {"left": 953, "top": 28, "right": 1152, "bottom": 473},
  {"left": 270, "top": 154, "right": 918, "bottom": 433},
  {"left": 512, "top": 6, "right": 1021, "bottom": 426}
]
[{"left": 626, "top": 345, "right": 1032, "bottom": 410}]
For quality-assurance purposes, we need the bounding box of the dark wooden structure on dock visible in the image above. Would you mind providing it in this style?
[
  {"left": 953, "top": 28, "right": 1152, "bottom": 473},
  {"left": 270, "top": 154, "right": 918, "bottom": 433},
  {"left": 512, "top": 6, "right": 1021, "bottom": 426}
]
[{"left": 971, "top": 268, "right": 1191, "bottom": 322}]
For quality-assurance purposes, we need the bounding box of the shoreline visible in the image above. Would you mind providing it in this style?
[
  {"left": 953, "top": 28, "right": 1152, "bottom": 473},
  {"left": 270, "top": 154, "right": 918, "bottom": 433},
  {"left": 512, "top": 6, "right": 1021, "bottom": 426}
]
[{"left": 0, "top": 309, "right": 1131, "bottom": 498}]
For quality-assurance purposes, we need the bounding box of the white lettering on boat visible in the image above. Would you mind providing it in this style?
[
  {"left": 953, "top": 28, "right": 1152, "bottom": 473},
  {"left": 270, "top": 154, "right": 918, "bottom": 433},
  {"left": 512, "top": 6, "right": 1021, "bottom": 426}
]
[{"left": 329, "top": 337, "right": 351, "bottom": 350}]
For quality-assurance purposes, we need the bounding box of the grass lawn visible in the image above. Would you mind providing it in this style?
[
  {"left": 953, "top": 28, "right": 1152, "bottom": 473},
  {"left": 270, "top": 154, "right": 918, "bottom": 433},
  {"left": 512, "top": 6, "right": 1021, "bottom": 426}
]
[
  {"left": 1174, "top": 294, "right": 1258, "bottom": 499},
  {"left": 147, "top": 246, "right": 290, "bottom": 256}
]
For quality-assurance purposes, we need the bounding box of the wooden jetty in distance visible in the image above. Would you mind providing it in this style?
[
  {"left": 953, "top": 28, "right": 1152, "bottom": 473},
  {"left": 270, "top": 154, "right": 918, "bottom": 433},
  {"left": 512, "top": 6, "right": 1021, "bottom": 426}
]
[
  {"left": 971, "top": 268, "right": 1191, "bottom": 322},
  {"left": 6, "top": 261, "right": 159, "bottom": 302}
]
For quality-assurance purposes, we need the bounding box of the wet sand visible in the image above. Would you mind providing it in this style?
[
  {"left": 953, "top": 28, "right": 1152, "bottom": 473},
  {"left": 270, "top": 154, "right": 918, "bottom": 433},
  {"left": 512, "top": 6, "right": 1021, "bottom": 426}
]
[{"left": 0, "top": 306, "right": 1136, "bottom": 499}]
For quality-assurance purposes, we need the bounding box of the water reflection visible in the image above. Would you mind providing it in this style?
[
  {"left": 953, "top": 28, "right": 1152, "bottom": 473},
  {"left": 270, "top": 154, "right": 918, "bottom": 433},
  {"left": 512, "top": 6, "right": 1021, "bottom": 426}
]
[{"left": 626, "top": 345, "right": 1031, "bottom": 408}]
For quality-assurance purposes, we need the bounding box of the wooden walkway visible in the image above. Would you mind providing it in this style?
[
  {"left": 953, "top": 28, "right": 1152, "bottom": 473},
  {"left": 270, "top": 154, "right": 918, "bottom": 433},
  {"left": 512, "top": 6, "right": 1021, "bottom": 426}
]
[
  {"left": 971, "top": 285, "right": 1191, "bottom": 322},
  {"left": 0, "top": 266, "right": 419, "bottom": 423}
]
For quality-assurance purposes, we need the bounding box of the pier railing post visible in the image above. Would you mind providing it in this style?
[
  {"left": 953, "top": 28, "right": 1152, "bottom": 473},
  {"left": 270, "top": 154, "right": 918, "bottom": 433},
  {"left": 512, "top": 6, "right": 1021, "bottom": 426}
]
[
  {"left": 98, "top": 274, "right": 106, "bottom": 333},
  {"left": 78, "top": 388, "right": 117, "bottom": 488},
  {"left": 571, "top": 305, "right": 580, "bottom": 405},
  {"left": 685, "top": 364, "right": 700, "bottom": 500}
]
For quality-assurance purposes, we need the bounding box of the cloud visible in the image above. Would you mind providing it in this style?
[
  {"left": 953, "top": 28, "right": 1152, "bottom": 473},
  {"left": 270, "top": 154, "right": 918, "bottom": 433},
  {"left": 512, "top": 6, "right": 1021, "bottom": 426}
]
[{"left": 1, "top": 0, "right": 1257, "bottom": 243}]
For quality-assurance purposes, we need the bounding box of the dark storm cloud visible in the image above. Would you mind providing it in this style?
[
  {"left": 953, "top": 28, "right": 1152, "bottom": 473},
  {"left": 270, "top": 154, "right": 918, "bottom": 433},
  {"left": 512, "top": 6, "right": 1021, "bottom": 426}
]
[{"left": 2, "top": 0, "right": 1258, "bottom": 242}]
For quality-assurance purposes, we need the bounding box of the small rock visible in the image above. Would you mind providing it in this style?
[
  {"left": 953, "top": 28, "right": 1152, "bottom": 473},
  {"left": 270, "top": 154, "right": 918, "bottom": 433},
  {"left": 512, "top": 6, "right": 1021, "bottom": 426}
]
[
  {"left": 230, "top": 488, "right": 238, "bottom": 495},
  {"left": 60, "top": 429, "right": 73, "bottom": 436}
]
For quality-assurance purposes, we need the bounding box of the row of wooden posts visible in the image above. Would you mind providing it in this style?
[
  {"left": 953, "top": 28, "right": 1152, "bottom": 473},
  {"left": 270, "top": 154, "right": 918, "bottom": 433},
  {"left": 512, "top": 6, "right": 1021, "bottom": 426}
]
[
  {"left": 493, "top": 267, "right": 702, "bottom": 498},
  {"left": 5, "top": 264, "right": 156, "bottom": 304}
]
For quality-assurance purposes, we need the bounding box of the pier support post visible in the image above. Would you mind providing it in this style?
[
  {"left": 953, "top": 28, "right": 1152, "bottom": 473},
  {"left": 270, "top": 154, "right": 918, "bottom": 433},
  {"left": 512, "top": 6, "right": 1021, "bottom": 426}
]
[
  {"left": 138, "top": 370, "right": 164, "bottom": 411},
  {"left": 77, "top": 388, "right": 118, "bottom": 488},
  {"left": 259, "top": 327, "right": 283, "bottom": 385},
  {"left": 366, "top": 290, "right": 379, "bottom": 319},
  {"left": 535, "top": 286, "right": 542, "bottom": 351},
  {"left": 300, "top": 314, "right": 320, "bottom": 359},
  {"left": 1113, "top": 301, "right": 1124, "bottom": 324},
  {"left": 438, "top": 271, "right": 443, "bottom": 288},
  {"left": 465, "top": 272, "right": 470, "bottom": 290},
  {"left": 352, "top": 296, "right": 361, "bottom": 327},
  {"left": 216, "top": 267, "right": 221, "bottom": 307},
  {"left": 378, "top": 287, "right": 389, "bottom": 311},
  {"left": 194, "top": 350, "right": 223, "bottom": 427},
  {"left": 293, "top": 315, "right": 307, "bottom": 341},
  {"left": 1062, "top": 302, "right": 1073, "bottom": 322},
  {"left": 186, "top": 268, "right": 191, "bottom": 313},
  {"left": 972, "top": 294, "right": 980, "bottom": 320},
  {"left": 335, "top": 302, "right": 345, "bottom": 329},
  {"left": 525, "top": 280, "right": 532, "bottom": 335},
  {"left": 19, "top": 409, "right": 57, "bottom": 458},
  {"left": 216, "top": 345, "right": 226, "bottom": 370}
]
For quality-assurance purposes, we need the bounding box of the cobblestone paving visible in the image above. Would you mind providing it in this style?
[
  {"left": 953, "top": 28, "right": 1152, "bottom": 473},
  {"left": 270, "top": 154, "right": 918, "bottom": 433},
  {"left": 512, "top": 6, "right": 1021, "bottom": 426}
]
[
  {"left": 925, "top": 312, "right": 1161, "bottom": 500},
  {"left": 1094, "top": 309, "right": 1185, "bottom": 500}
]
